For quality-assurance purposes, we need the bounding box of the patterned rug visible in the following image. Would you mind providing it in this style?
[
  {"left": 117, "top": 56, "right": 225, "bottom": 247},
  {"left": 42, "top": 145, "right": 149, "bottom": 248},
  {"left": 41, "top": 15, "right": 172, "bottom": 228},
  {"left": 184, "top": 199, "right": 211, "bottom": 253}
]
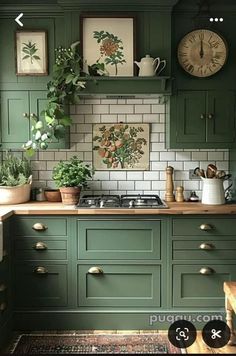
[{"left": 10, "top": 333, "right": 183, "bottom": 354}]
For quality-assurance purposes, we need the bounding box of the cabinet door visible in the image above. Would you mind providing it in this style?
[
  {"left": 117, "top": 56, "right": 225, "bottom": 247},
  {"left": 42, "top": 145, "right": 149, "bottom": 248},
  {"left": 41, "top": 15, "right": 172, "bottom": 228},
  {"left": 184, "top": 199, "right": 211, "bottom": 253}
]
[
  {"left": 78, "top": 264, "right": 161, "bottom": 308},
  {"left": 207, "top": 91, "right": 236, "bottom": 143},
  {"left": 14, "top": 263, "right": 68, "bottom": 307},
  {"left": 30, "top": 92, "right": 70, "bottom": 149},
  {"left": 0, "top": 91, "right": 30, "bottom": 148},
  {"left": 176, "top": 91, "right": 206, "bottom": 144},
  {"left": 173, "top": 264, "right": 236, "bottom": 308}
]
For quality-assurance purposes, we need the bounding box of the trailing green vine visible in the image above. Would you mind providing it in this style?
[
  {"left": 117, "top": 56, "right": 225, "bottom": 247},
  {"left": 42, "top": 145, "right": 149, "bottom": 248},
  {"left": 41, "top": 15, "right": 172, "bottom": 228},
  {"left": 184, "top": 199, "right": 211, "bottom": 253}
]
[{"left": 23, "top": 42, "right": 86, "bottom": 157}]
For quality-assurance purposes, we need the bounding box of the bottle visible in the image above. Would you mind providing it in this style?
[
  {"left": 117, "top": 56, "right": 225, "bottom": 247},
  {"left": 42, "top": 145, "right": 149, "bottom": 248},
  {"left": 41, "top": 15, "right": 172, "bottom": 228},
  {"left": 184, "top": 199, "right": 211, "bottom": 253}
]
[{"left": 188, "top": 191, "right": 199, "bottom": 202}]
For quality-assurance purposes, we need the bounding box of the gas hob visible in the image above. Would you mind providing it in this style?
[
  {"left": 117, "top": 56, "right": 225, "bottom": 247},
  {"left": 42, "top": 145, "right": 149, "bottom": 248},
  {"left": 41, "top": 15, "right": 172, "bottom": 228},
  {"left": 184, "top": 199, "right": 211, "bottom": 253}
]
[{"left": 77, "top": 194, "right": 168, "bottom": 209}]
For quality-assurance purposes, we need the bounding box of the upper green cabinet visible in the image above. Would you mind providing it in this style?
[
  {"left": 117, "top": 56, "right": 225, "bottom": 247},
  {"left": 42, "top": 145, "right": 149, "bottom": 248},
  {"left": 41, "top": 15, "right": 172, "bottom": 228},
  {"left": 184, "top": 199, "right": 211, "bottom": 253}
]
[
  {"left": 167, "top": 90, "right": 236, "bottom": 149},
  {"left": 0, "top": 91, "right": 69, "bottom": 149}
]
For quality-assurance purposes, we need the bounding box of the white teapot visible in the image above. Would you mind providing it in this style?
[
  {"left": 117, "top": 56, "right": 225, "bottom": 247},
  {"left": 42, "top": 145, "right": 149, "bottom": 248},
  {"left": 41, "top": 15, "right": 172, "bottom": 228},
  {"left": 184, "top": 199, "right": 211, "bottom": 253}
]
[{"left": 134, "top": 55, "right": 166, "bottom": 77}]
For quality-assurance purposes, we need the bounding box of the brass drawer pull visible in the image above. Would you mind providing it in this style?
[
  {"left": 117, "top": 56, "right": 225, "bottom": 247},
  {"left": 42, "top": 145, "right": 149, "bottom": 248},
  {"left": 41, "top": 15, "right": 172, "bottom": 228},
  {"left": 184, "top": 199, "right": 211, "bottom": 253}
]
[
  {"left": 199, "top": 267, "right": 215, "bottom": 275},
  {"left": 88, "top": 267, "right": 104, "bottom": 274},
  {"left": 33, "top": 242, "right": 47, "bottom": 250},
  {"left": 0, "top": 284, "right": 7, "bottom": 292},
  {"left": 0, "top": 302, "right": 7, "bottom": 311},
  {"left": 32, "top": 223, "right": 48, "bottom": 231},
  {"left": 34, "top": 266, "right": 48, "bottom": 274},
  {"left": 199, "top": 224, "right": 213, "bottom": 231},
  {"left": 199, "top": 243, "right": 215, "bottom": 250}
]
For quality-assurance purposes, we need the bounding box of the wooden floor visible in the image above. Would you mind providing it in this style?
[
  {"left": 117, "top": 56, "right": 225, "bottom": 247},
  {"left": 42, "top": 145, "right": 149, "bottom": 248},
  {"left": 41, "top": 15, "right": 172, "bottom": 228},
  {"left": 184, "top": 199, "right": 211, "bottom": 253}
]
[{"left": 3, "top": 330, "right": 236, "bottom": 354}]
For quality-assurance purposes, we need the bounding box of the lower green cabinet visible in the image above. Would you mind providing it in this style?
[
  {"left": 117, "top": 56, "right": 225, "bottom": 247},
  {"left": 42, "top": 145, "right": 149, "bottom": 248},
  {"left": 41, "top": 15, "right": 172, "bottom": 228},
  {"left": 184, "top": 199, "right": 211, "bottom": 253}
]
[
  {"left": 78, "top": 264, "right": 161, "bottom": 308},
  {"left": 172, "top": 264, "right": 236, "bottom": 308},
  {"left": 14, "top": 263, "right": 68, "bottom": 308}
]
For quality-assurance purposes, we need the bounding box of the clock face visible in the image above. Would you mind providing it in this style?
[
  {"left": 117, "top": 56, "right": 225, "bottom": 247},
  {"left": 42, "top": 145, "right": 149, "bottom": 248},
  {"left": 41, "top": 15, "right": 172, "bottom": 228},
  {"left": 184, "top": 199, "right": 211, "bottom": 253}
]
[{"left": 177, "top": 29, "right": 228, "bottom": 77}]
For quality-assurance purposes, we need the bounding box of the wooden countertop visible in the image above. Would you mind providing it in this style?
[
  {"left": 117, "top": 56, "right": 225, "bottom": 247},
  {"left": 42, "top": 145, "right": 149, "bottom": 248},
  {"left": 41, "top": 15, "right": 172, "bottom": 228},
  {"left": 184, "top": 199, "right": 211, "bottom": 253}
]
[{"left": 1, "top": 201, "right": 236, "bottom": 220}]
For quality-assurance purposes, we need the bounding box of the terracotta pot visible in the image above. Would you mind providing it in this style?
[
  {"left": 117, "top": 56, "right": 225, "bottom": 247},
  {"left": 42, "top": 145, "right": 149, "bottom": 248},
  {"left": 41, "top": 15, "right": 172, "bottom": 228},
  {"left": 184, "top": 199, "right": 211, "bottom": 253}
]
[
  {"left": 44, "top": 189, "right": 62, "bottom": 202},
  {"left": 59, "top": 186, "right": 81, "bottom": 205}
]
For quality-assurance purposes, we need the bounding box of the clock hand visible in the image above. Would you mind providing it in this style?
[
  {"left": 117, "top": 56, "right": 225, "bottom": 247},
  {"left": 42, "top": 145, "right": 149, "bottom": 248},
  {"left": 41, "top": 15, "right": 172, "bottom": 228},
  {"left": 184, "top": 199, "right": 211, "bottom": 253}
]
[{"left": 200, "top": 39, "right": 204, "bottom": 58}]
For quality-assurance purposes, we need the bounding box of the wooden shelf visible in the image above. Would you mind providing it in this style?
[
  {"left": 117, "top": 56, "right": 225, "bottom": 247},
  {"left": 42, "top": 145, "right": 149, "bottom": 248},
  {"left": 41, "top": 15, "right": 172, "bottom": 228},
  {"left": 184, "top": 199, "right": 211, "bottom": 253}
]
[{"left": 78, "top": 76, "right": 172, "bottom": 97}]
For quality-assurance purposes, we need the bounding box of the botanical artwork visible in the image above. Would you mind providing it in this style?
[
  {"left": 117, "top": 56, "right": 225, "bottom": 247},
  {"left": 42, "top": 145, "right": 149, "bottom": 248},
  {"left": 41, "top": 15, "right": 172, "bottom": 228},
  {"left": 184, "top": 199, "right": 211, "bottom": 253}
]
[
  {"left": 16, "top": 31, "right": 48, "bottom": 75},
  {"left": 93, "top": 123, "right": 149, "bottom": 170},
  {"left": 82, "top": 17, "right": 134, "bottom": 76}
]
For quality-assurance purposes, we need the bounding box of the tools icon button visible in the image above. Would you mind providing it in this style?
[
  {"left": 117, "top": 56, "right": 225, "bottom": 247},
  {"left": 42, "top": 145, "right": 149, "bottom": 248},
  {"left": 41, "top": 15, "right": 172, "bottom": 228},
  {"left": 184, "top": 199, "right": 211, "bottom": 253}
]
[{"left": 202, "top": 320, "right": 230, "bottom": 348}]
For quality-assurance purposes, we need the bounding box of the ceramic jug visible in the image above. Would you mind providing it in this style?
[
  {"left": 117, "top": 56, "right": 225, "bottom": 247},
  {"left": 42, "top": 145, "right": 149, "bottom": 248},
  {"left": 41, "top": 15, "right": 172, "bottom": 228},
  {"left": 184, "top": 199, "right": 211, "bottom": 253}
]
[
  {"left": 134, "top": 55, "right": 166, "bottom": 76},
  {"left": 201, "top": 177, "right": 225, "bottom": 205}
]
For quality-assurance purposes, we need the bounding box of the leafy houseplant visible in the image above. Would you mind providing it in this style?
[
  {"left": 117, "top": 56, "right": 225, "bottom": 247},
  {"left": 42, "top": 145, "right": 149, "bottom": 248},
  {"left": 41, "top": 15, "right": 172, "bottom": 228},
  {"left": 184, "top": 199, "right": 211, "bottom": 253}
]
[
  {"left": 52, "top": 156, "right": 93, "bottom": 205},
  {"left": 23, "top": 42, "right": 86, "bottom": 157},
  {"left": 0, "top": 153, "right": 32, "bottom": 204}
]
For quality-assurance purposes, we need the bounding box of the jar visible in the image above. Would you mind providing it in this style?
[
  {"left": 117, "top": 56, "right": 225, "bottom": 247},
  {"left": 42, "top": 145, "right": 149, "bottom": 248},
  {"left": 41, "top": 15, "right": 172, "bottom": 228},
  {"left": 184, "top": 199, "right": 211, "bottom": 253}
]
[{"left": 35, "top": 188, "right": 46, "bottom": 201}]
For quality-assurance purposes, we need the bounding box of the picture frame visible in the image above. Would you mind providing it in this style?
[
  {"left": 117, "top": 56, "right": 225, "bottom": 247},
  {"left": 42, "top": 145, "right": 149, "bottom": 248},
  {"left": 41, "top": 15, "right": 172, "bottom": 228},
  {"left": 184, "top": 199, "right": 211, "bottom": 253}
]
[
  {"left": 80, "top": 14, "right": 136, "bottom": 77},
  {"left": 15, "top": 30, "right": 48, "bottom": 76},
  {"left": 92, "top": 123, "right": 150, "bottom": 170}
]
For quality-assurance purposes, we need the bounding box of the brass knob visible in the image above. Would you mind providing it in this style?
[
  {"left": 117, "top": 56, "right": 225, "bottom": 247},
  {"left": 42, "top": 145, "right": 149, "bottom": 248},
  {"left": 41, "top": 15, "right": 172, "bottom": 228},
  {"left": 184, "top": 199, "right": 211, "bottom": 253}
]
[
  {"left": 88, "top": 267, "right": 104, "bottom": 274},
  {"left": 30, "top": 113, "right": 36, "bottom": 118},
  {"left": 199, "top": 267, "right": 215, "bottom": 275},
  {"left": 33, "top": 242, "right": 47, "bottom": 250},
  {"left": 208, "top": 113, "right": 214, "bottom": 119},
  {"left": 0, "top": 284, "right": 7, "bottom": 292},
  {"left": 23, "top": 112, "right": 29, "bottom": 118},
  {"left": 32, "top": 223, "right": 47, "bottom": 231},
  {"left": 0, "top": 302, "right": 7, "bottom": 311},
  {"left": 199, "top": 224, "right": 213, "bottom": 231},
  {"left": 34, "top": 266, "right": 48, "bottom": 274},
  {"left": 199, "top": 243, "right": 215, "bottom": 250},
  {"left": 200, "top": 113, "right": 205, "bottom": 119}
]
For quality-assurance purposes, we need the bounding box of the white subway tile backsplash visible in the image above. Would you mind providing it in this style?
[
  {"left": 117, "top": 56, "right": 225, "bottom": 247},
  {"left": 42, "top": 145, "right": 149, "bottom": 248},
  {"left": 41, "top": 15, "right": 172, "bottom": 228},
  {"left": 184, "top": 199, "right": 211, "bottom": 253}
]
[{"left": 18, "top": 98, "right": 228, "bottom": 197}]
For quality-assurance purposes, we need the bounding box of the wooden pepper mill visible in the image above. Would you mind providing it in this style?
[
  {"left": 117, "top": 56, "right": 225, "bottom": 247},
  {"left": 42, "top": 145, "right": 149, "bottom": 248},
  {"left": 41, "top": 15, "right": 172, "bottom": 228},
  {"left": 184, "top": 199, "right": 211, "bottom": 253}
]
[
  {"left": 176, "top": 186, "right": 185, "bottom": 202},
  {"left": 165, "top": 166, "right": 175, "bottom": 202}
]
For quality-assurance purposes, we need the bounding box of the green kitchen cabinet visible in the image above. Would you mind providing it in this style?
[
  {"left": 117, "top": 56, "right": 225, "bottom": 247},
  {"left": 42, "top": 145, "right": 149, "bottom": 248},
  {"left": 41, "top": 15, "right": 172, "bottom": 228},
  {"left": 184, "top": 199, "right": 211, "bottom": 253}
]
[
  {"left": 0, "top": 91, "right": 69, "bottom": 149},
  {"left": 77, "top": 219, "right": 161, "bottom": 260},
  {"left": 167, "top": 90, "right": 236, "bottom": 149},
  {"left": 78, "top": 264, "right": 161, "bottom": 308}
]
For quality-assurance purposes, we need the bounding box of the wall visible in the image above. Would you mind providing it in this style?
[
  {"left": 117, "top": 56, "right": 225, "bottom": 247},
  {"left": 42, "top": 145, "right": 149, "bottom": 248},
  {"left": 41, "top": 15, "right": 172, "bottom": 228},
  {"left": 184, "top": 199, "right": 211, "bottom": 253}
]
[{"left": 10, "top": 97, "right": 229, "bottom": 200}]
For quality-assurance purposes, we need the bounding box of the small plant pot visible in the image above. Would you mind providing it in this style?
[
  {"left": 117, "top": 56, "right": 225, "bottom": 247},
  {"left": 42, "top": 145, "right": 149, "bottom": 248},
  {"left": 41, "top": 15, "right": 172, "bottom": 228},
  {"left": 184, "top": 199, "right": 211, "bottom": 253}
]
[
  {"left": 59, "top": 187, "right": 81, "bottom": 205},
  {"left": 44, "top": 189, "right": 62, "bottom": 202}
]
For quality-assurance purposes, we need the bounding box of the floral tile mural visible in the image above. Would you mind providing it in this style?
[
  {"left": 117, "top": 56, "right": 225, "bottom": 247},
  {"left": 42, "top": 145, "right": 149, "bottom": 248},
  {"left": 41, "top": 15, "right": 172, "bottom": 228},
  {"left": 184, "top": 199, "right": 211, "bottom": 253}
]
[{"left": 93, "top": 123, "right": 150, "bottom": 170}]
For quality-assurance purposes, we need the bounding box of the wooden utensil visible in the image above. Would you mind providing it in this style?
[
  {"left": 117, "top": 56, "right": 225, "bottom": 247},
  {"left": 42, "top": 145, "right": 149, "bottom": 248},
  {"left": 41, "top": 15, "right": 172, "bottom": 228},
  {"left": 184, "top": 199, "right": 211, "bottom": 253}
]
[{"left": 206, "top": 164, "right": 217, "bottom": 178}]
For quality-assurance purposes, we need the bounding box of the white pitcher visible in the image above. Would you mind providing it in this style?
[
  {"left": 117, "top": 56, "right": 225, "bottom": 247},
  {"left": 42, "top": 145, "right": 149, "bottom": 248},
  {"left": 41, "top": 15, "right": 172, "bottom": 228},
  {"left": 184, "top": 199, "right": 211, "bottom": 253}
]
[
  {"left": 134, "top": 55, "right": 166, "bottom": 76},
  {"left": 201, "top": 177, "right": 225, "bottom": 205}
]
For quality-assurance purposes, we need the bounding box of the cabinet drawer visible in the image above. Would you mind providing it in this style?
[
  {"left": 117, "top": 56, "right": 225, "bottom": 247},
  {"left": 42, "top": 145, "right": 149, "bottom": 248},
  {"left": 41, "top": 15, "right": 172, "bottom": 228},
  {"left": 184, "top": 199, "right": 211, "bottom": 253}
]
[
  {"left": 13, "top": 239, "right": 67, "bottom": 260},
  {"left": 14, "top": 263, "right": 68, "bottom": 307},
  {"left": 77, "top": 220, "right": 161, "bottom": 260},
  {"left": 173, "top": 264, "right": 236, "bottom": 308},
  {"left": 173, "top": 240, "right": 236, "bottom": 260},
  {"left": 172, "top": 218, "right": 236, "bottom": 236},
  {"left": 78, "top": 264, "right": 161, "bottom": 307},
  {"left": 13, "top": 217, "right": 67, "bottom": 237}
]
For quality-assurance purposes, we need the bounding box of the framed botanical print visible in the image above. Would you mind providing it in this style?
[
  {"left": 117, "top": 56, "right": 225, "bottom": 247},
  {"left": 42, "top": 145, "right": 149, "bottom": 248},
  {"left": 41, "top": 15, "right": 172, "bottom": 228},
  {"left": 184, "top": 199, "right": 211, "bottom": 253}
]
[
  {"left": 15, "top": 30, "right": 48, "bottom": 76},
  {"left": 93, "top": 123, "right": 150, "bottom": 170},
  {"left": 80, "top": 15, "right": 135, "bottom": 76}
]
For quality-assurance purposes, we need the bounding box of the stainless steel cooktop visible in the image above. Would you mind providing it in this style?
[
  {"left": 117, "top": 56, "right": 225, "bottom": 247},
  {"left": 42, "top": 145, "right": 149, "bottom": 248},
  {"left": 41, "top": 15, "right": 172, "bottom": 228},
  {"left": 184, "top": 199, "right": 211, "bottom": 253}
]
[{"left": 77, "top": 194, "right": 168, "bottom": 209}]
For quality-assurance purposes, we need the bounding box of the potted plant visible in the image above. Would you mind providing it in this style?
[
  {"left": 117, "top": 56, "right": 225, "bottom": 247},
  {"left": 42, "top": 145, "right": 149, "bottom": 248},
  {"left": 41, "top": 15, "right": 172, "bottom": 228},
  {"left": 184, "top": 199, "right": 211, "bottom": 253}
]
[
  {"left": 52, "top": 156, "right": 93, "bottom": 205},
  {"left": 0, "top": 153, "right": 32, "bottom": 204}
]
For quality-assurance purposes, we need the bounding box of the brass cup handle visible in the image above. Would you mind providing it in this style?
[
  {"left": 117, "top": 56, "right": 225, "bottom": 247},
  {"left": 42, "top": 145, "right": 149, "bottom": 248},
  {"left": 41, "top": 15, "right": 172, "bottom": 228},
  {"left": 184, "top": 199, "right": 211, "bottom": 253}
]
[
  {"left": 199, "top": 224, "right": 213, "bottom": 231},
  {"left": 0, "top": 284, "right": 7, "bottom": 292},
  {"left": 199, "top": 243, "right": 215, "bottom": 250},
  {"left": 0, "top": 302, "right": 7, "bottom": 311},
  {"left": 34, "top": 266, "right": 48, "bottom": 274},
  {"left": 33, "top": 242, "right": 47, "bottom": 250},
  {"left": 199, "top": 267, "right": 215, "bottom": 275},
  {"left": 32, "top": 223, "right": 48, "bottom": 231},
  {"left": 88, "top": 267, "right": 104, "bottom": 274}
]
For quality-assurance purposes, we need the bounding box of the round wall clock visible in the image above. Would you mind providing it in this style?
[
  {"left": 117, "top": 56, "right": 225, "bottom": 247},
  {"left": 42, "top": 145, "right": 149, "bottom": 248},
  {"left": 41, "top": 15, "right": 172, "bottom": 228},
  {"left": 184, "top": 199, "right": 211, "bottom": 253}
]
[{"left": 177, "top": 29, "right": 228, "bottom": 77}]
